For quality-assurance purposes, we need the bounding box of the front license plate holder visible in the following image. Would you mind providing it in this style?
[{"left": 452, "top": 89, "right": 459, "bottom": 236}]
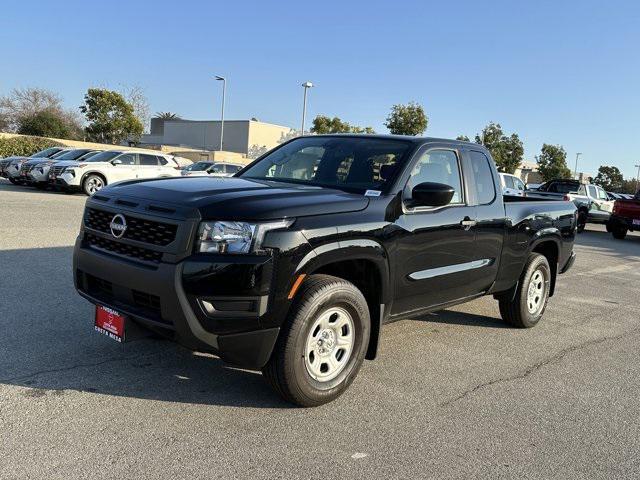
[{"left": 95, "top": 305, "right": 126, "bottom": 342}]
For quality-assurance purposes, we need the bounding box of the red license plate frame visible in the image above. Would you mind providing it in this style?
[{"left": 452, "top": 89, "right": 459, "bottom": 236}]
[{"left": 95, "top": 305, "right": 126, "bottom": 342}]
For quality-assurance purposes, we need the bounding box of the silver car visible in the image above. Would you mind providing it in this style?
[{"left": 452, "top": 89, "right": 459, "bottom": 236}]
[{"left": 181, "top": 161, "right": 244, "bottom": 177}]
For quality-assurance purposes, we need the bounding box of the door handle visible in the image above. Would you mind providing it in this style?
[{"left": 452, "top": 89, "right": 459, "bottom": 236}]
[{"left": 460, "top": 217, "right": 477, "bottom": 230}]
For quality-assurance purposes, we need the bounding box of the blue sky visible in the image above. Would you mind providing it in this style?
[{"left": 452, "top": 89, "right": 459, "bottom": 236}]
[{"left": 2, "top": 0, "right": 639, "bottom": 177}]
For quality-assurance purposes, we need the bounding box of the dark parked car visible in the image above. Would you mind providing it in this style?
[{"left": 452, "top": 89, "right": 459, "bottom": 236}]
[{"left": 73, "top": 135, "right": 577, "bottom": 406}]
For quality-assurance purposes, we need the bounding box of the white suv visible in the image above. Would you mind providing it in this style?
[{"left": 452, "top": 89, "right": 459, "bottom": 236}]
[{"left": 51, "top": 149, "right": 182, "bottom": 195}]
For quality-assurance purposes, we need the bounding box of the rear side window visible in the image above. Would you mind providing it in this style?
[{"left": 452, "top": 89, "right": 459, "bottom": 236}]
[
  {"left": 139, "top": 154, "right": 159, "bottom": 166},
  {"left": 157, "top": 156, "right": 168, "bottom": 165},
  {"left": 469, "top": 151, "right": 496, "bottom": 204},
  {"left": 226, "top": 165, "right": 241, "bottom": 174}
]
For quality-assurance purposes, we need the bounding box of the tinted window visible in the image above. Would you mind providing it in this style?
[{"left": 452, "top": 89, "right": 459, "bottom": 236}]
[
  {"left": 116, "top": 153, "right": 137, "bottom": 165},
  {"left": 408, "top": 149, "right": 463, "bottom": 204},
  {"left": 550, "top": 182, "right": 578, "bottom": 194},
  {"left": 86, "top": 151, "right": 122, "bottom": 163},
  {"left": 469, "top": 151, "right": 496, "bottom": 204},
  {"left": 31, "top": 147, "right": 62, "bottom": 158},
  {"left": 139, "top": 154, "right": 158, "bottom": 166},
  {"left": 210, "top": 164, "right": 225, "bottom": 173},
  {"left": 587, "top": 185, "right": 597, "bottom": 198},
  {"left": 226, "top": 165, "right": 241, "bottom": 173},
  {"left": 157, "top": 156, "right": 168, "bottom": 165},
  {"left": 189, "top": 161, "right": 213, "bottom": 171},
  {"left": 240, "top": 136, "right": 411, "bottom": 191},
  {"left": 53, "top": 149, "right": 92, "bottom": 161},
  {"left": 79, "top": 151, "right": 100, "bottom": 160}
]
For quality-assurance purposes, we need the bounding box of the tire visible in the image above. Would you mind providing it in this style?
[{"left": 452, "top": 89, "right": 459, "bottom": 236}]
[
  {"left": 612, "top": 227, "right": 627, "bottom": 240},
  {"left": 35, "top": 183, "right": 47, "bottom": 190},
  {"left": 83, "top": 174, "right": 105, "bottom": 196},
  {"left": 262, "top": 274, "right": 371, "bottom": 407},
  {"left": 8, "top": 177, "right": 17, "bottom": 185},
  {"left": 498, "top": 253, "right": 551, "bottom": 328},
  {"left": 576, "top": 209, "right": 587, "bottom": 233}
]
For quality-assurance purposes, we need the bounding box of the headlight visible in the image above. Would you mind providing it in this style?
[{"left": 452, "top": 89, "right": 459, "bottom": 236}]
[{"left": 196, "top": 219, "right": 292, "bottom": 254}]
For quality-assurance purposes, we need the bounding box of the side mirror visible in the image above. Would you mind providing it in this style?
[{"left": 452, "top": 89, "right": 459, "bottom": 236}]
[
  {"left": 112, "top": 159, "right": 122, "bottom": 165},
  {"left": 409, "top": 182, "right": 455, "bottom": 208}
]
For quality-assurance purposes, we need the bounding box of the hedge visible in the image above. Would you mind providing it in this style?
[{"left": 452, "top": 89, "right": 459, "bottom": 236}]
[{"left": 0, "top": 135, "right": 63, "bottom": 158}]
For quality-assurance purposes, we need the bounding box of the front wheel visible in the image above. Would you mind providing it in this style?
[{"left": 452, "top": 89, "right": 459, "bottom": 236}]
[
  {"left": 83, "top": 174, "right": 105, "bottom": 196},
  {"left": 262, "top": 274, "right": 370, "bottom": 407},
  {"left": 498, "top": 253, "right": 551, "bottom": 328}
]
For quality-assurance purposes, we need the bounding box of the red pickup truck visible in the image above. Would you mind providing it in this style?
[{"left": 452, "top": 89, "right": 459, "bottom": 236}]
[{"left": 608, "top": 192, "right": 640, "bottom": 239}]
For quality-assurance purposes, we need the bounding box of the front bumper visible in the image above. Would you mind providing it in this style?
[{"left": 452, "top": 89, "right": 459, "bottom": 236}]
[{"left": 73, "top": 236, "right": 281, "bottom": 369}]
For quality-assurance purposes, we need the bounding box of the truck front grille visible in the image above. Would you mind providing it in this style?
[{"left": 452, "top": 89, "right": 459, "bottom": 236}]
[
  {"left": 85, "top": 208, "right": 178, "bottom": 246},
  {"left": 85, "top": 233, "right": 163, "bottom": 263}
]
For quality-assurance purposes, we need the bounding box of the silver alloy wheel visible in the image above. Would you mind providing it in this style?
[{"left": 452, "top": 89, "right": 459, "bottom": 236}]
[
  {"left": 85, "top": 176, "right": 104, "bottom": 195},
  {"left": 526, "top": 269, "right": 546, "bottom": 314},
  {"left": 304, "top": 307, "right": 355, "bottom": 382}
]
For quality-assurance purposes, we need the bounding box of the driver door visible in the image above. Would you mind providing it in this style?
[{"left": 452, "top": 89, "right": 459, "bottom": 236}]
[
  {"left": 110, "top": 153, "right": 138, "bottom": 182},
  {"left": 391, "top": 146, "right": 478, "bottom": 315}
]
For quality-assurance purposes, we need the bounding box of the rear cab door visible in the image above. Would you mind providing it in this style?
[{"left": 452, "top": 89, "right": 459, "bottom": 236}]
[{"left": 137, "top": 153, "right": 162, "bottom": 178}]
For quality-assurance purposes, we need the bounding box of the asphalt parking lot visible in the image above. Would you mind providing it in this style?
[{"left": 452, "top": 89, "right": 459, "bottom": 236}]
[{"left": 1, "top": 180, "right": 640, "bottom": 479}]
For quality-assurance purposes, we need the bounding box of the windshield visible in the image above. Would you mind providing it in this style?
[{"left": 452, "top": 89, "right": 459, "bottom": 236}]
[
  {"left": 31, "top": 147, "right": 61, "bottom": 158},
  {"left": 85, "top": 151, "right": 122, "bottom": 163},
  {"left": 54, "top": 149, "right": 93, "bottom": 161},
  {"left": 187, "top": 161, "right": 214, "bottom": 171},
  {"left": 239, "top": 136, "right": 412, "bottom": 191}
]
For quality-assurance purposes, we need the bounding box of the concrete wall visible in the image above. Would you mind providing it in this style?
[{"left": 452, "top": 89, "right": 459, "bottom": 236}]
[{"left": 248, "top": 122, "right": 295, "bottom": 152}]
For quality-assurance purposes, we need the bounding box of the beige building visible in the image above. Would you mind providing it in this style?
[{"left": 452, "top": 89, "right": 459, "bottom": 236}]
[{"left": 140, "top": 118, "right": 295, "bottom": 156}]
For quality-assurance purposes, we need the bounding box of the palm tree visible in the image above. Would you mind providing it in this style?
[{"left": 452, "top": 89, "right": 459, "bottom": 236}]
[{"left": 154, "top": 112, "right": 180, "bottom": 119}]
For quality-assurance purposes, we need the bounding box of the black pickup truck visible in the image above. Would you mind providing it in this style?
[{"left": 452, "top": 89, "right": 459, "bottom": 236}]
[{"left": 73, "top": 135, "right": 577, "bottom": 406}]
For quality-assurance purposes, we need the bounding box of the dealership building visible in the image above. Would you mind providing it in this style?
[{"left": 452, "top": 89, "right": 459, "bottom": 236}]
[{"left": 139, "top": 118, "right": 294, "bottom": 157}]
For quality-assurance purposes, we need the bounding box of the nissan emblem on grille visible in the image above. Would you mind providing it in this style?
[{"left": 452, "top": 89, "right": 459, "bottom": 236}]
[{"left": 109, "top": 214, "right": 127, "bottom": 239}]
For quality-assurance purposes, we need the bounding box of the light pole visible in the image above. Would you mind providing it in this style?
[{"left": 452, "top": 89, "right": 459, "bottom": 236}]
[
  {"left": 301, "top": 81, "right": 313, "bottom": 134},
  {"left": 635, "top": 164, "right": 640, "bottom": 192},
  {"left": 215, "top": 75, "right": 226, "bottom": 151},
  {"left": 574, "top": 152, "right": 582, "bottom": 180}
]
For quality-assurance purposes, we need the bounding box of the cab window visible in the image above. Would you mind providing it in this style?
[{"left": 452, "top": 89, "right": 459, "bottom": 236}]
[
  {"left": 503, "top": 175, "right": 514, "bottom": 189},
  {"left": 407, "top": 149, "right": 463, "bottom": 205},
  {"left": 514, "top": 177, "right": 525, "bottom": 190},
  {"left": 469, "top": 151, "right": 496, "bottom": 204}
]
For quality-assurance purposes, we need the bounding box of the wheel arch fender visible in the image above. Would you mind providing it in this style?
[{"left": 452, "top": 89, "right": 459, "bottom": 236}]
[{"left": 293, "top": 239, "right": 391, "bottom": 361}]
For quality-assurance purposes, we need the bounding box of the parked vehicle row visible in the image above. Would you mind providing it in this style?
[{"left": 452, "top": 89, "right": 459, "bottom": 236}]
[
  {"left": 1, "top": 147, "right": 243, "bottom": 196},
  {"left": 73, "top": 134, "right": 577, "bottom": 406}
]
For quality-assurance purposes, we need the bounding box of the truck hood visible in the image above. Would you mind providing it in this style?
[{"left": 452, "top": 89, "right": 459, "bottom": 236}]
[{"left": 102, "top": 176, "right": 370, "bottom": 220}]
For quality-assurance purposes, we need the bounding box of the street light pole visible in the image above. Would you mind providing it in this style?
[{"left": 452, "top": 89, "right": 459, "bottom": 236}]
[
  {"left": 574, "top": 152, "right": 582, "bottom": 180},
  {"left": 215, "top": 76, "right": 226, "bottom": 151},
  {"left": 301, "top": 81, "right": 313, "bottom": 134},
  {"left": 635, "top": 164, "right": 640, "bottom": 192}
]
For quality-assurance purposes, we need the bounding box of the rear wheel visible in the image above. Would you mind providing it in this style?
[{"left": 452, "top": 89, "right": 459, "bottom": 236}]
[
  {"left": 8, "top": 177, "right": 17, "bottom": 185},
  {"left": 612, "top": 227, "right": 627, "bottom": 240},
  {"left": 83, "top": 174, "right": 105, "bottom": 196},
  {"left": 498, "top": 253, "right": 551, "bottom": 328},
  {"left": 262, "top": 274, "right": 370, "bottom": 407}
]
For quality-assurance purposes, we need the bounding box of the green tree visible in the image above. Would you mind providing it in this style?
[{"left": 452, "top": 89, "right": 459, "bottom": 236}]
[
  {"left": 456, "top": 135, "right": 470, "bottom": 141},
  {"left": 593, "top": 165, "right": 623, "bottom": 191},
  {"left": 474, "top": 122, "right": 524, "bottom": 174},
  {"left": 310, "top": 115, "right": 375, "bottom": 134},
  {"left": 17, "top": 110, "right": 73, "bottom": 138},
  {"left": 536, "top": 144, "right": 571, "bottom": 181},
  {"left": 384, "top": 102, "right": 428, "bottom": 136},
  {"left": 80, "top": 88, "right": 143, "bottom": 144}
]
